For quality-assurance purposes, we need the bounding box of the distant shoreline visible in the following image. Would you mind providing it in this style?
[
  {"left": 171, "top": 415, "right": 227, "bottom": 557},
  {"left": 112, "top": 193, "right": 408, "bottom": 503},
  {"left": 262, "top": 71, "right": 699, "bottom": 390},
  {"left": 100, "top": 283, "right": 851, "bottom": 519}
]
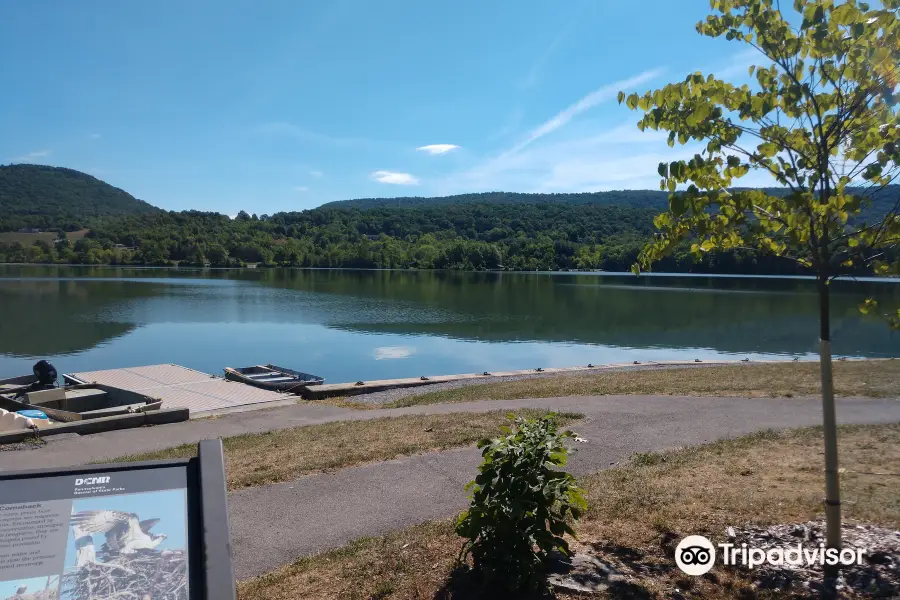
[{"left": 1, "top": 263, "right": 899, "bottom": 283}]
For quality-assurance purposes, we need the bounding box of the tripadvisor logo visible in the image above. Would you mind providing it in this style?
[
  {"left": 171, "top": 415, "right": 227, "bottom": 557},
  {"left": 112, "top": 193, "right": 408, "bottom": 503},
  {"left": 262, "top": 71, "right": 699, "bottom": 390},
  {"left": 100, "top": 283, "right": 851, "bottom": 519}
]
[
  {"left": 675, "top": 534, "right": 866, "bottom": 576},
  {"left": 675, "top": 535, "right": 716, "bottom": 575}
]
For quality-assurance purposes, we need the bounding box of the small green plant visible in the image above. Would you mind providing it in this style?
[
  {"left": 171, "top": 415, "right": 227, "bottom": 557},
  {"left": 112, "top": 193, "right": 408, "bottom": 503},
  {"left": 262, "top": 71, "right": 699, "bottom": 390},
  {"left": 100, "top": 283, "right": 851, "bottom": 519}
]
[
  {"left": 631, "top": 450, "right": 668, "bottom": 467},
  {"left": 455, "top": 412, "right": 587, "bottom": 593}
]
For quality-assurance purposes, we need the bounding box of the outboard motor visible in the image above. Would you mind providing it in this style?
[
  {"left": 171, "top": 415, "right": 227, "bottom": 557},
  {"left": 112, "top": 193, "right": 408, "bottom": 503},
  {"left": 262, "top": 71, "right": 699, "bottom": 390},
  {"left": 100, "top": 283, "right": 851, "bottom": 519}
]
[{"left": 32, "top": 360, "right": 58, "bottom": 387}]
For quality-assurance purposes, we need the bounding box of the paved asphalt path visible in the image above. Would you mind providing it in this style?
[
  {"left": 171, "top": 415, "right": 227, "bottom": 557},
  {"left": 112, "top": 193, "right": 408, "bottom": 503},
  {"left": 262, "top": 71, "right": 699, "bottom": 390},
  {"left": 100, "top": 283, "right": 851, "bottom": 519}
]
[{"left": 3, "top": 394, "right": 899, "bottom": 580}]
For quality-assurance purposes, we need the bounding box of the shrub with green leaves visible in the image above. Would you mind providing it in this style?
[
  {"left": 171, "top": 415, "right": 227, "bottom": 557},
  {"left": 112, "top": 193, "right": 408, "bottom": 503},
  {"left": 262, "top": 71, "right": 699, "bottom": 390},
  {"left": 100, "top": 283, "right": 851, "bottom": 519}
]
[{"left": 455, "top": 412, "right": 587, "bottom": 593}]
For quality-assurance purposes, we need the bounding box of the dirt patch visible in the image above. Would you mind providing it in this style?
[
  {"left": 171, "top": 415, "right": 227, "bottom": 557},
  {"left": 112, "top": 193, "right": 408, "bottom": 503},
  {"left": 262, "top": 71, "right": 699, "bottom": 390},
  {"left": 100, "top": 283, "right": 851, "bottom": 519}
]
[
  {"left": 0, "top": 231, "right": 58, "bottom": 245},
  {"left": 0, "top": 436, "right": 45, "bottom": 452},
  {"left": 720, "top": 521, "right": 900, "bottom": 597}
]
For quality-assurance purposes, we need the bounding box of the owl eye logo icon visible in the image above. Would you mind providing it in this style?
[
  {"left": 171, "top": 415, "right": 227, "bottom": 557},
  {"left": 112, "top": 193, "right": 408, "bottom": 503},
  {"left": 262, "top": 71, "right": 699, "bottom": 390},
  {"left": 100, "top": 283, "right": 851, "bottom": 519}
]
[{"left": 675, "top": 535, "right": 716, "bottom": 575}]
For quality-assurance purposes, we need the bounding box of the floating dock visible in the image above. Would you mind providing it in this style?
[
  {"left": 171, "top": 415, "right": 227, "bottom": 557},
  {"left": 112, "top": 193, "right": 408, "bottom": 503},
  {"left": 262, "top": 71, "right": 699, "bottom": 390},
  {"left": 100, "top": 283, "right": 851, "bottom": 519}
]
[
  {"left": 300, "top": 362, "right": 681, "bottom": 399},
  {"left": 299, "top": 358, "right": 885, "bottom": 399},
  {"left": 64, "top": 364, "right": 292, "bottom": 417},
  {"left": 64, "top": 357, "right": 889, "bottom": 409}
]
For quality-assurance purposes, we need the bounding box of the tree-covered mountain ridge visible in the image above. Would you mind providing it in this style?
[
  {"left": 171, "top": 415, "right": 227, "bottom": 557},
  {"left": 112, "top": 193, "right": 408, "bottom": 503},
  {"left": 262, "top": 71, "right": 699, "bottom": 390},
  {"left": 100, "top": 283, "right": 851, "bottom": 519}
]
[
  {"left": 318, "top": 185, "right": 900, "bottom": 214},
  {"left": 320, "top": 190, "right": 673, "bottom": 210},
  {"left": 2, "top": 163, "right": 897, "bottom": 228},
  {"left": 0, "top": 165, "right": 896, "bottom": 275},
  {"left": 0, "top": 164, "right": 160, "bottom": 231}
]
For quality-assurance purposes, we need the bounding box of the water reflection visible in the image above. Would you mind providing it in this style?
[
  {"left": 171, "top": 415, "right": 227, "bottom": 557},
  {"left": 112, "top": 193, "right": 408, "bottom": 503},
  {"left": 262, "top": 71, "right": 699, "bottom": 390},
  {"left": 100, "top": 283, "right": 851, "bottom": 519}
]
[
  {"left": 0, "top": 266, "right": 897, "bottom": 381},
  {"left": 0, "top": 278, "right": 142, "bottom": 356}
]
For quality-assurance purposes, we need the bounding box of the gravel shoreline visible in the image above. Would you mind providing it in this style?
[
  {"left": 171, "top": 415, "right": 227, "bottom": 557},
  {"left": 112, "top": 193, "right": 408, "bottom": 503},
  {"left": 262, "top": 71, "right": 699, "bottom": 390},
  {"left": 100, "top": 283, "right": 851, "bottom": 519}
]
[{"left": 349, "top": 361, "right": 733, "bottom": 406}]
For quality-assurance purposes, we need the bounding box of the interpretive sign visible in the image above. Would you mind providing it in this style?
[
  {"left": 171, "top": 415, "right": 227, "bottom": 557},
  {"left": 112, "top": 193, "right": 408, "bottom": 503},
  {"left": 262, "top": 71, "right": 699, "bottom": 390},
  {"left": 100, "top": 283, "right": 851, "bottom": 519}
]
[{"left": 0, "top": 439, "right": 234, "bottom": 600}]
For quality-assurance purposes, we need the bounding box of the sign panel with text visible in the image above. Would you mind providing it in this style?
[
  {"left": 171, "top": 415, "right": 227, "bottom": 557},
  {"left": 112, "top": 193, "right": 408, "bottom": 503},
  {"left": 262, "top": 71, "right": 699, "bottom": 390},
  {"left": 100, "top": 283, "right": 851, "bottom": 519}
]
[{"left": 0, "top": 440, "right": 233, "bottom": 600}]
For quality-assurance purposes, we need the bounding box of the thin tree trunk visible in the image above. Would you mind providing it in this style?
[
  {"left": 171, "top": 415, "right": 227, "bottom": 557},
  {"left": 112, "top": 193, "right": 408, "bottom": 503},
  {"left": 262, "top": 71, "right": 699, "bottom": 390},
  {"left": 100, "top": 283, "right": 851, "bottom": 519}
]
[{"left": 818, "top": 275, "right": 841, "bottom": 549}]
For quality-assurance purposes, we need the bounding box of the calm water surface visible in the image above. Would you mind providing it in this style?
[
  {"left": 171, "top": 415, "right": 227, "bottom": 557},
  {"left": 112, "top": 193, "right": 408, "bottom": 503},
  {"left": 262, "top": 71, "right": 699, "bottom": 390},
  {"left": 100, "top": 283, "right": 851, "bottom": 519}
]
[{"left": 0, "top": 266, "right": 898, "bottom": 382}]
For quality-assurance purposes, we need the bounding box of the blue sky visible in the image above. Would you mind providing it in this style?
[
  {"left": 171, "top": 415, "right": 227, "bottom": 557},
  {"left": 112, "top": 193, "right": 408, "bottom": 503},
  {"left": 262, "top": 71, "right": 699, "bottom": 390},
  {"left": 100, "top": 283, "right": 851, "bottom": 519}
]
[{"left": 0, "top": 0, "right": 768, "bottom": 214}]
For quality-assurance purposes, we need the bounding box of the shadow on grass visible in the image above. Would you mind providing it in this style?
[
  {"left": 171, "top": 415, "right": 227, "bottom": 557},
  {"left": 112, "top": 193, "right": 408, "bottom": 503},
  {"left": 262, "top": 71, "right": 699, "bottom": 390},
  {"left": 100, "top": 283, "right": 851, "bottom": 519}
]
[
  {"left": 586, "top": 537, "right": 676, "bottom": 581},
  {"left": 433, "top": 565, "right": 554, "bottom": 600}
]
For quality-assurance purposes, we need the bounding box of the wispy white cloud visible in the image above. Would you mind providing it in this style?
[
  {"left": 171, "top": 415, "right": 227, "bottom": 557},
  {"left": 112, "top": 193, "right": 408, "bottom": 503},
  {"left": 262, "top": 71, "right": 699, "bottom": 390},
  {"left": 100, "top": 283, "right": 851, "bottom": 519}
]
[
  {"left": 442, "top": 120, "right": 780, "bottom": 196},
  {"left": 437, "top": 68, "right": 678, "bottom": 195},
  {"left": 253, "top": 122, "right": 374, "bottom": 147},
  {"left": 89, "top": 133, "right": 101, "bottom": 140},
  {"left": 443, "top": 122, "right": 678, "bottom": 195},
  {"left": 309, "top": 169, "right": 323, "bottom": 177},
  {"left": 416, "top": 144, "right": 460, "bottom": 155},
  {"left": 487, "top": 107, "right": 525, "bottom": 142},
  {"left": 12, "top": 150, "right": 51, "bottom": 163},
  {"left": 503, "top": 68, "right": 665, "bottom": 158},
  {"left": 371, "top": 170, "right": 419, "bottom": 185},
  {"left": 714, "top": 48, "right": 762, "bottom": 81},
  {"left": 293, "top": 186, "right": 309, "bottom": 192},
  {"left": 519, "top": 25, "right": 572, "bottom": 90},
  {"left": 429, "top": 62, "right": 791, "bottom": 197}
]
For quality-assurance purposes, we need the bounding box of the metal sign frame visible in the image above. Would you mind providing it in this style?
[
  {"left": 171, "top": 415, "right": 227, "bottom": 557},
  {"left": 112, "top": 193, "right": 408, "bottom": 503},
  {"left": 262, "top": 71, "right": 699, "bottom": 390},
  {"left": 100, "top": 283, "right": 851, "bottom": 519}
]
[{"left": 0, "top": 439, "right": 235, "bottom": 600}]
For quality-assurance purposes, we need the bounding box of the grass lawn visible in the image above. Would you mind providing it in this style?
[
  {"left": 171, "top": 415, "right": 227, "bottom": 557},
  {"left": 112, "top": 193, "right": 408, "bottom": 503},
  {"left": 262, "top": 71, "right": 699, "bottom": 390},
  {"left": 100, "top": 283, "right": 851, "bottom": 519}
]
[
  {"left": 112, "top": 409, "right": 581, "bottom": 490},
  {"left": 238, "top": 422, "right": 900, "bottom": 599},
  {"left": 0, "top": 229, "right": 88, "bottom": 246},
  {"left": 388, "top": 360, "right": 900, "bottom": 408}
]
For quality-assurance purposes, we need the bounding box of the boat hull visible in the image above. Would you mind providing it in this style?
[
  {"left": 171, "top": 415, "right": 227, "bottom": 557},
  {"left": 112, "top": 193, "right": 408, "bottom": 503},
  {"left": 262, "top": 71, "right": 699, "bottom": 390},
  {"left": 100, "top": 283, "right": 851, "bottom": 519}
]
[
  {"left": 0, "top": 374, "right": 43, "bottom": 396},
  {"left": 0, "top": 374, "right": 38, "bottom": 386},
  {"left": 223, "top": 364, "right": 324, "bottom": 394}
]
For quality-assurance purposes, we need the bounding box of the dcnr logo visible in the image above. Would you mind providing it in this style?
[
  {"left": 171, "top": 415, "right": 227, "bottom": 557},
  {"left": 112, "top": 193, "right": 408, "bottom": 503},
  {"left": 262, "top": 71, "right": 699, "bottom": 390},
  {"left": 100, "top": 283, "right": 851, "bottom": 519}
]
[
  {"left": 675, "top": 535, "right": 716, "bottom": 576},
  {"left": 74, "top": 476, "right": 110, "bottom": 486}
]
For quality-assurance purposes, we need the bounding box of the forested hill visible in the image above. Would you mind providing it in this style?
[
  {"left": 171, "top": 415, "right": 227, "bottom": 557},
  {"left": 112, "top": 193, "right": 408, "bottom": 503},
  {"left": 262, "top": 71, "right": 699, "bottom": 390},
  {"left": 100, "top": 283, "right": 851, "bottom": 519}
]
[
  {"left": 0, "top": 165, "right": 896, "bottom": 275},
  {"left": 319, "top": 185, "right": 900, "bottom": 213},
  {"left": 318, "top": 191, "right": 672, "bottom": 210},
  {"left": 0, "top": 164, "right": 159, "bottom": 231}
]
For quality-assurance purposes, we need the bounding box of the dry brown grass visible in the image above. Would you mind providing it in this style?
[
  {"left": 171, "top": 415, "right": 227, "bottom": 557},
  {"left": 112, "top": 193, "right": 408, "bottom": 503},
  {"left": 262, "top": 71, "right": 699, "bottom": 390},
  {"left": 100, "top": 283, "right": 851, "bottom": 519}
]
[
  {"left": 310, "top": 396, "right": 377, "bottom": 410},
  {"left": 113, "top": 409, "right": 581, "bottom": 490},
  {"left": 0, "top": 231, "right": 58, "bottom": 245},
  {"left": 390, "top": 360, "right": 900, "bottom": 408},
  {"left": 238, "top": 423, "right": 900, "bottom": 599},
  {"left": 0, "top": 229, "right": 88, "bottom": 247}
]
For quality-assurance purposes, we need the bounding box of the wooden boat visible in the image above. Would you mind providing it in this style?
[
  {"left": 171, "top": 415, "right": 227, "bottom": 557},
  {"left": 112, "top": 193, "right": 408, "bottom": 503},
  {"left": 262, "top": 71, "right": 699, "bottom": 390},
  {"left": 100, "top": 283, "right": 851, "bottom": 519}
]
[
  {"left": 1, "top": 361, "right": 57, "bottom": 395},
  {"left": 0, "top": 393, "right": 82, "bottom": 423},
  {"left": 223, "top": 364, "right": 325, "bottom": 393},
  {"left": 0, "top": 382, "right": 162, "bottom": 424},
  {"left": 0, "top": 374, "right": 38, "bottom": 386},
  {"left": 0, "top": 374, "right": 44, "bottom": 396}
]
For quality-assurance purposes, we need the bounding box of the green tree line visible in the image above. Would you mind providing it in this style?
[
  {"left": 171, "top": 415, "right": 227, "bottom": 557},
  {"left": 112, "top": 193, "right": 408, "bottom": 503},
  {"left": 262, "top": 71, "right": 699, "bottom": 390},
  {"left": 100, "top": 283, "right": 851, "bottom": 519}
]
[{"left": 2, "top": 202, "right": 892, "bottom": 274}]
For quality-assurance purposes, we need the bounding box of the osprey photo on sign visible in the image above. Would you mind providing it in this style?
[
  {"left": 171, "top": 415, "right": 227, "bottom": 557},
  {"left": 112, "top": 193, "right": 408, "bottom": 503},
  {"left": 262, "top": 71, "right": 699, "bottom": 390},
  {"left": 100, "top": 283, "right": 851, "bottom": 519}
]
[{"left": 60, "top": 489, "right": 189, "bottom": 600}]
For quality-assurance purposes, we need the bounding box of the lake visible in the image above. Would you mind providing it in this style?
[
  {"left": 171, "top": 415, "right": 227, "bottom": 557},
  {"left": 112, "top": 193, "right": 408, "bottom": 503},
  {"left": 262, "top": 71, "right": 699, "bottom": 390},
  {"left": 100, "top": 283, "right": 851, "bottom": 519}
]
[{"left": 1, "top": 266, "right": 898, "bottom": 383}]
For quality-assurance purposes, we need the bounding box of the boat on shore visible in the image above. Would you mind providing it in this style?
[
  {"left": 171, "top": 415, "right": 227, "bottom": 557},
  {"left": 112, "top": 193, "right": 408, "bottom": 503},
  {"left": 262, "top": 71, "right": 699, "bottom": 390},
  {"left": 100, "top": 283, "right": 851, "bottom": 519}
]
[
  {"left": 0, "top": 373, "right": 41, "bottom": 395},
  {"left": 223, "top": 364, "right": 324, "bottom": 393},
  {"left": 0, "top": 360, "right": 58, "bottom": 395},
  {"left": 0, "top": 380, "right": 164, "bottom": 434}
]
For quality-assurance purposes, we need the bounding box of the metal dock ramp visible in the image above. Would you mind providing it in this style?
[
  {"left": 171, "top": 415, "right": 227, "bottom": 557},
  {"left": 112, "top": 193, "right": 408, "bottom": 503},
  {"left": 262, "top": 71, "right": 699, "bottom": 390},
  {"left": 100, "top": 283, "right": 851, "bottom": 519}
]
[{"left": 64, "top": 364, "right": 290, "bottom": 416}]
